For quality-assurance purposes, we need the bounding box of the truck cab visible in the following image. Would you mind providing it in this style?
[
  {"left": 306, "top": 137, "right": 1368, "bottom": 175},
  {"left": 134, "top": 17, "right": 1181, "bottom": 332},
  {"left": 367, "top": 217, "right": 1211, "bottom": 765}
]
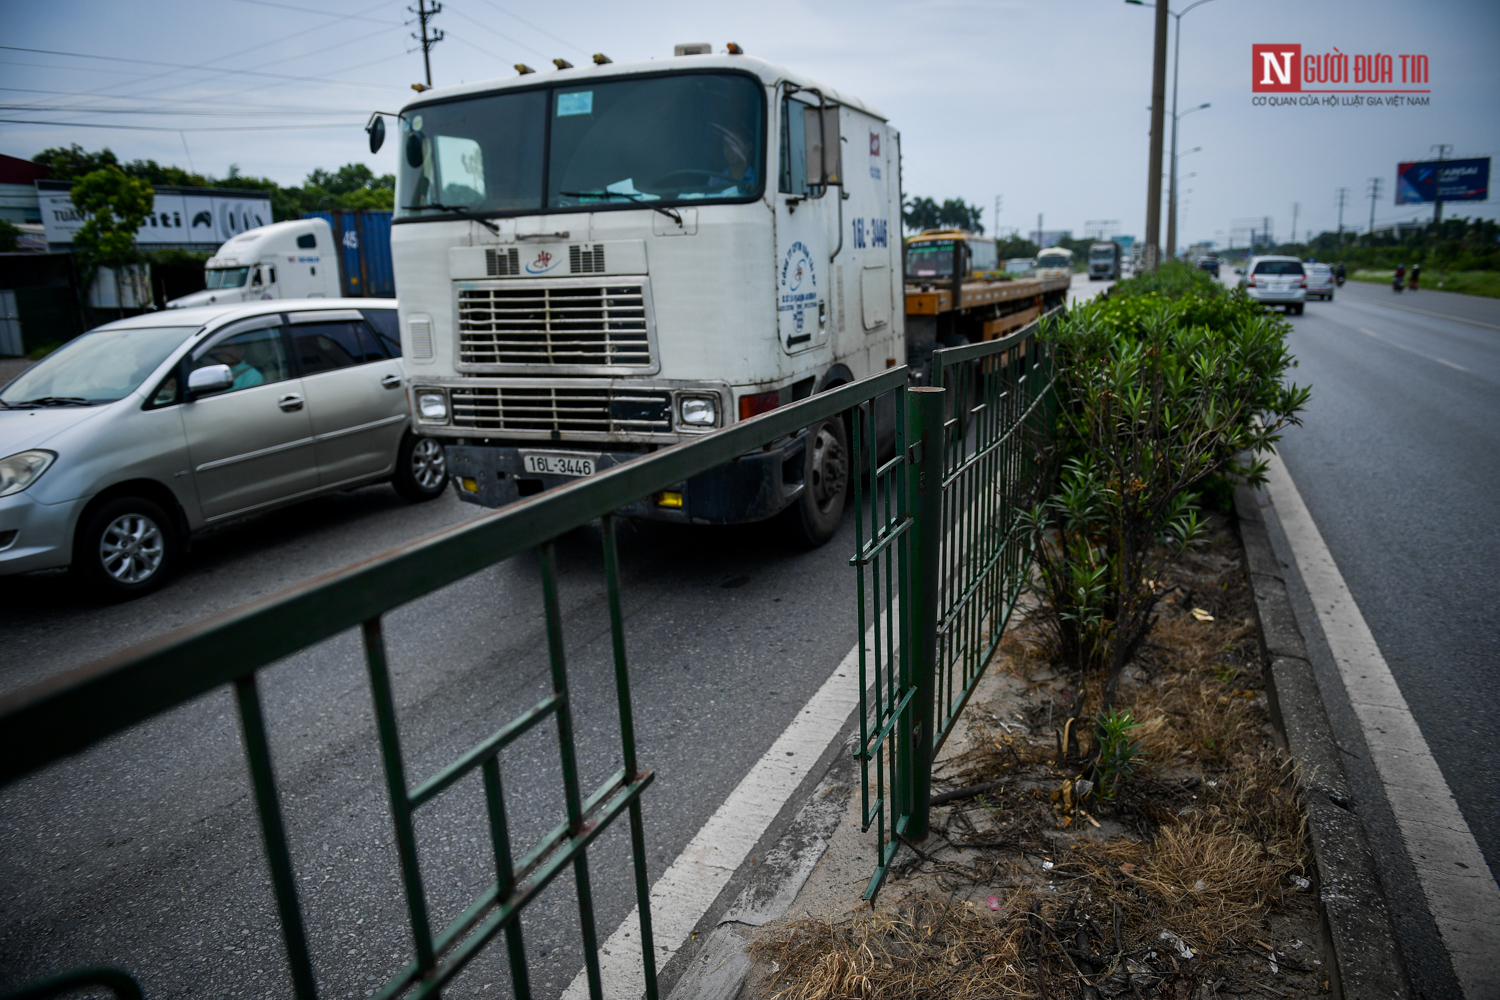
[
  {"left": 384, "top": 50, "right": 903, "bottom": 543},
  {"left": 167, "top": 218, "right": 340, "bottom": 308}
]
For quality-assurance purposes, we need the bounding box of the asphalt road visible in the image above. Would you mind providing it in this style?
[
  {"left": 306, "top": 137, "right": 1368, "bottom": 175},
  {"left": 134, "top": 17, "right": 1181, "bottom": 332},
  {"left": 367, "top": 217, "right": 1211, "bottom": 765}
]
[
  {"left": 0, "top": 480, "right": 868, "bottom": 997},
  {"left": 1255, "top": 278, "right": 1499, "bottom": 996}
]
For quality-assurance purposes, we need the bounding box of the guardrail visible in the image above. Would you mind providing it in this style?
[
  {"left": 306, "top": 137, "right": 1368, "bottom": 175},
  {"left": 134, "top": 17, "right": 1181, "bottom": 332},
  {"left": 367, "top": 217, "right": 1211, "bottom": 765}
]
[
  {"left": 0, "top": 311, "right": 1059, "bottom": 987},
  {"left": 0, "top": 368, "right": 909, "bottom": 1000}
]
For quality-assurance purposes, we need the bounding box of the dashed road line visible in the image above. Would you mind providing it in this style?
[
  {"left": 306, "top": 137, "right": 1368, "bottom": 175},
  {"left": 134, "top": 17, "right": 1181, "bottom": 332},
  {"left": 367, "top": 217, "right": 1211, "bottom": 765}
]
[
  {"left": 1345, "top": 292, "right": 1500, "bottom": 332},
  {"left": 1355, "top": 326, "right": 1469, "bottom": 372},
  {"left": 1264, "top": 451, "right": 1500, "bottom": 999}
]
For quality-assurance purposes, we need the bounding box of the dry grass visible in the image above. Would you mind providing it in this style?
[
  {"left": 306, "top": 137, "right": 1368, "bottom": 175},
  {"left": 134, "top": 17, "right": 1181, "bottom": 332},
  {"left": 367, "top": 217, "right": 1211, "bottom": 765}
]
[{"left": 753, "top": 519, "right": 1322, "bottom": 997}]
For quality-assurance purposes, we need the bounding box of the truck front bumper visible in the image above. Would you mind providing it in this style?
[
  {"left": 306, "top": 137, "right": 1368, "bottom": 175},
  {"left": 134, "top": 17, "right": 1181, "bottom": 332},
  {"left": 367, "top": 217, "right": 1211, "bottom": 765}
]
[{"left": 444, "top": 435, "right": 809, "bottom": 525}]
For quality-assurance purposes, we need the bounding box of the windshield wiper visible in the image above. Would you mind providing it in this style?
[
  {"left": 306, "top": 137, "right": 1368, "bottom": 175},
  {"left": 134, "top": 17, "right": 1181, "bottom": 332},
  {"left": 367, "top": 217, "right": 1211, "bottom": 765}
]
[
  {"left": 9, "top": 396, "right": 95, "bottom": 407},
  {"left": 559, "top": 190, "right": 681, "bottom": 224},
  {"left": 402, "top": 202, "right": 500, "bottom": 234}
]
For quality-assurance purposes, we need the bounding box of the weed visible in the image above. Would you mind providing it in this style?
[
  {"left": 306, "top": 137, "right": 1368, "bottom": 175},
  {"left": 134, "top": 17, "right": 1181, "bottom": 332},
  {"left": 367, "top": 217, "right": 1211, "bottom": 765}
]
[{"left": 1092, "top": 708, "right": 1144, "bottom": 806}]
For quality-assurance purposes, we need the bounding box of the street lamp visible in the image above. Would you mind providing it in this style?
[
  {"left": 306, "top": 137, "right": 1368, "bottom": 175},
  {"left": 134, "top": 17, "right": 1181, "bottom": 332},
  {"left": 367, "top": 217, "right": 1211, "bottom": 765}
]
[{"left": 1127, "top": 0, "right": 1220, "bottom": 258}]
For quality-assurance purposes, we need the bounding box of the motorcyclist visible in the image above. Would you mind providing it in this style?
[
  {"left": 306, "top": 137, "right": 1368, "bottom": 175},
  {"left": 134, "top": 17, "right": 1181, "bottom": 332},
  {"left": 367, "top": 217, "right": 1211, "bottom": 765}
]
[
  {"left": 1333, "top": 262, "right": 1346, "bottom": 286},
  {"left": 1393, "top": 263, "right": 1406, "bottom": 293},
  {"left": 1410, "top": 262, "right": 1421, "bottom": 292}
]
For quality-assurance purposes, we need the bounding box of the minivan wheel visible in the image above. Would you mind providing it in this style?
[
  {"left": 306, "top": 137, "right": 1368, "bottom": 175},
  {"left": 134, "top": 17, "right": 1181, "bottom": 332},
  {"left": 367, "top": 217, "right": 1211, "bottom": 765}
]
[
  {"left": 74, "top": 496, "right": 180, "bottom": 599},
  {"left": 393, "top": 431, "right": 448, "bottom": 502}
]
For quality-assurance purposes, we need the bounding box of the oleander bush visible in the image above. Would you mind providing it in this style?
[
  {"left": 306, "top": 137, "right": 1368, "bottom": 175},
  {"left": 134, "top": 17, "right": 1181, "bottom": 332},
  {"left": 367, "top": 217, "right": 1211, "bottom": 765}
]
[{"left": 1029, "top": 282, "right": 1309, "bottom": 705}]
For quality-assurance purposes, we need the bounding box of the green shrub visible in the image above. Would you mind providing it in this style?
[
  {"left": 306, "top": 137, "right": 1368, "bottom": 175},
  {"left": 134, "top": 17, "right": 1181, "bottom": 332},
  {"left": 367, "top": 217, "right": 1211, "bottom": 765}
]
[
  {"left": 1110, "top": 260, "right": 1225, "bottom": 300},
  {"left": 1028, "top": 293, "right": 1309, "bottom": 705}
]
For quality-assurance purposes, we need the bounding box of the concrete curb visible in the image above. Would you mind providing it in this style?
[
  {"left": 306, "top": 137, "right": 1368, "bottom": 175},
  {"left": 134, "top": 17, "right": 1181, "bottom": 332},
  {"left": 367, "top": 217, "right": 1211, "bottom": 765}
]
[{"left": 1235, "top": 481, "right": 1410, "bottom": 1000}]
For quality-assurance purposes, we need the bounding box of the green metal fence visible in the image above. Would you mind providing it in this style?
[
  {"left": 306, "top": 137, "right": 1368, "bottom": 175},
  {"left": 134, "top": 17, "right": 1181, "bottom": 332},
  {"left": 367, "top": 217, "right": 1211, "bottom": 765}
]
[
  {"left": 927, "top": 310, "right": 1061, "bottom": 764},
  {"left": 852, "top": 313, "right": 1059, "bottom": 897},
  {"left": 0, "top": 369, "right": 908, "bottom": 1000}
]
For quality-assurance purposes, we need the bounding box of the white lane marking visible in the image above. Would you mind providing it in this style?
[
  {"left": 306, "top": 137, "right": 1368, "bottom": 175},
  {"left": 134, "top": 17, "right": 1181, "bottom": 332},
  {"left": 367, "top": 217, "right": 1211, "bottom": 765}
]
[
  {"left": 1264, "top": 452, "right": 1500, "bottom": 999},
  {"left": 560, "top": 625, "right": 871, "bottom": 1000},
  {"left": 1355, "top": 326, "right": 1469, "bottom": 372}
]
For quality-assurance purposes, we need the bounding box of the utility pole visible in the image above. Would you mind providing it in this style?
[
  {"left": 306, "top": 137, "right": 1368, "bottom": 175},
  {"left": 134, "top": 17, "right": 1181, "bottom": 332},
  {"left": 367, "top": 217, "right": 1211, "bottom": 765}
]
[
  {"left": 1037, "top": 212, "right": 1043, "bottom": 247},
  {"left": 1366, "top": 177, "right": 1382, "bottom": 243},
  {"left": 1431, "top": 143, "right": 1452, "bottom": 226},
  {"left": 994, "top": 195, "right": 1002, "bottom": 237},
  {"left": 1143, "top": 0, "right": 1170, "bottom": 271},
  {"left": 1290, "top": 202, "right": 1299, "bottom": 247},
  {"left": 410, "top": 0, "right": 444, "bottom": 88},
  {"left": 1335, "top": 187, "right": 1349, "bottom": 246}
]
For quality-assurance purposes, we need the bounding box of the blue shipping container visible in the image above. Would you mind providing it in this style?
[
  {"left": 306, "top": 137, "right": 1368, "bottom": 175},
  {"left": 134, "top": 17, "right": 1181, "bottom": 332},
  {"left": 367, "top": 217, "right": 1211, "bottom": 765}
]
[{"left": 303, "top": 210, "right": 395, "bottom": 298}]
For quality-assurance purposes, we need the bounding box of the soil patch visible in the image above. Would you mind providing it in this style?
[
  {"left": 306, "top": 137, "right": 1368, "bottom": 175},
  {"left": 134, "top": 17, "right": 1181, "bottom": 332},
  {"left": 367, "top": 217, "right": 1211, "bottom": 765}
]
[{"left": 749, "top": 513, "right": 1329, "bottom": 999}]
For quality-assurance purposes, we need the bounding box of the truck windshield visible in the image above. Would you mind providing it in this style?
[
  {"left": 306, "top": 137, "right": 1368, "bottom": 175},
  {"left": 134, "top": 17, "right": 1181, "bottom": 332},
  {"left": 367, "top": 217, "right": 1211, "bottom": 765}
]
[
  {"left": 1090, "top": 249, "right": 1115, "bottom": 261},
  {"left": 1038, "top": 255, "right": 1070, "bottom": 269},
  {"left": 397, "top": 72, "right": 764, "bottom": 220},
  {"left": 206, "top": 267, "right": 249, "bottom": 289},
  {"left": 906, "top": 243, "right": 956, "bottom": 278},
  {"left": 1, "top": 326, "right": 195, "bottom": 406}
]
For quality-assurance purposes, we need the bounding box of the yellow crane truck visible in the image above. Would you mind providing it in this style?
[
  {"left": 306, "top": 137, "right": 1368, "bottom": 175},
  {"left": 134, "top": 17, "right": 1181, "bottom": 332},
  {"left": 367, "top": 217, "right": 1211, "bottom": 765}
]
[{"left": 903, "top": 228, "right": 1070, "bottom": 377}]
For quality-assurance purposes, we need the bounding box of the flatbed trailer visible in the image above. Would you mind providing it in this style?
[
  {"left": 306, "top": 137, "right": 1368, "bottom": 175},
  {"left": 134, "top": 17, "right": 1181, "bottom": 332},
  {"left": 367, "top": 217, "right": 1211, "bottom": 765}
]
[{"left": 904, "top": 271, "right": 1070, "bottom": 374}]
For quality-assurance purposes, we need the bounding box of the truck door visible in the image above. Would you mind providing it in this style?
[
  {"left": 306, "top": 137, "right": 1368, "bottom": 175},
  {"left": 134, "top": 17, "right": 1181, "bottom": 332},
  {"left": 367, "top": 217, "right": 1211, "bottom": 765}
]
[{"left": 775, "top": 92, "right": 833, "bottom": 357}]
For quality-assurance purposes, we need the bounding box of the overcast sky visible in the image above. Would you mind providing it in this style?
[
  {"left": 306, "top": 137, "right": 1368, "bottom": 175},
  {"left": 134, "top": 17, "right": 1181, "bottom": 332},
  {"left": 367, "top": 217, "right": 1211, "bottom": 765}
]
[{"left": 4, "top": 0, "right": 1497, "bottom": 250}]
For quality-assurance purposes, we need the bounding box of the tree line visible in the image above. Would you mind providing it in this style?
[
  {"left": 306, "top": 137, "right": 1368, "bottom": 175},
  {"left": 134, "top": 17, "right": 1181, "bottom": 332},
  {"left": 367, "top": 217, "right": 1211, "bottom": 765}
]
[{"left": 30, "top": 144, "right": 395, "bottom": 219}]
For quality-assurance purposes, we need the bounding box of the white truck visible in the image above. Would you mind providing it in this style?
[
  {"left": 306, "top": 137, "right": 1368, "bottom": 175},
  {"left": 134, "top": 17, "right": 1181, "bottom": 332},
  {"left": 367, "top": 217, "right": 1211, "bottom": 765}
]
[
  {"left": 166, "top": 218, "right": 339, "bottom": 308},
  {"left": 1087, "top": 241, "right": 1121, "bottom": 280},
  {"left": 378, "top": 48, "right": 905, "bottom": 544}
]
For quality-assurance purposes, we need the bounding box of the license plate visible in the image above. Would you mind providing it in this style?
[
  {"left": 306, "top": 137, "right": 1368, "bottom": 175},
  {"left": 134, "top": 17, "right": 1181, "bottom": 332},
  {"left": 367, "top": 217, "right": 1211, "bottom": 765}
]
[{"left": 522, "top": 453, "right": 596, "bottom": 477}]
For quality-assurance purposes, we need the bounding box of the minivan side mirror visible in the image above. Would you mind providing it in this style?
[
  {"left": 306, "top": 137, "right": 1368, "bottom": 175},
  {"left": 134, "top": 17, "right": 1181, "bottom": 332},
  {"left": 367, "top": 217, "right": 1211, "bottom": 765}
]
[
  {"left": 405, "top": 131, "right": 425, "bottom": 169},
  {"left": 188, "top": 364, "right": 233, "bottom": 397},
  {"left": 367, "top": 115, "right": 386, "bottom": 154},
  {"left": 1234, "top": 267, "right": 1245, "bottom": 275}
]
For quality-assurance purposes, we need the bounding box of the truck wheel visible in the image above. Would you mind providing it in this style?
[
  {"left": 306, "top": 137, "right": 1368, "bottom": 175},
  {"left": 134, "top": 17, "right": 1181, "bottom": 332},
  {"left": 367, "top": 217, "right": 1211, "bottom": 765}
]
[
  {"left": 73, "top": 495, "right": 180, "bottom": 600},
  {"left": 392, "top": 431, "right": 448, "bottom": 502},
  {"left": 782, "top": 417, "right": 849, "bottom": 548}
]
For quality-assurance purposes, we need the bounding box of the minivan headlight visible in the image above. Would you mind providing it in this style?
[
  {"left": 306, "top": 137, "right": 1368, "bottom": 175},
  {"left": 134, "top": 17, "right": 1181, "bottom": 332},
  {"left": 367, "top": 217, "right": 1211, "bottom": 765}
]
[
  {"left": 0, "top": 450, "right": 56, "bottom": 497},
  {"left": 678, "top": 395, "right": 718, "bottom": 427},
  {"left": 416, "top": 390, "right": 448, "bottom": 423}
]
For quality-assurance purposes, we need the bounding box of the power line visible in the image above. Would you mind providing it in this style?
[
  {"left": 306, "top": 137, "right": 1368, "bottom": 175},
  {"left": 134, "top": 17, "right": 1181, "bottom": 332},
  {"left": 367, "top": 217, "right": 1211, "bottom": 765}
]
[
  {"left": 444, "top": 5, "right": 548, "bottom": 59},
  {"left": 0, "top": 118, "right": 363, "bottom": 132},
  {"left": 472, "top": 0, "right": 589, "bottom": 58},
  {"left": 0, "top": 86, "right": 368, "bottom": 116},
  {"left": 225, "top": 0, "right": 400, "bottom": 24},
  {"left": 0, "top": 45, "right": 392, "bottom": 90}
]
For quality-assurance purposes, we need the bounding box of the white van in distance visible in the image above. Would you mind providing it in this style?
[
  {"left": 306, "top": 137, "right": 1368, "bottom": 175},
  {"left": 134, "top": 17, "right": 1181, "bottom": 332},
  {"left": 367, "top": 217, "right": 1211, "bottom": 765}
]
[{"left": 166, "top": 218, "right": 340, "bottom": 308}]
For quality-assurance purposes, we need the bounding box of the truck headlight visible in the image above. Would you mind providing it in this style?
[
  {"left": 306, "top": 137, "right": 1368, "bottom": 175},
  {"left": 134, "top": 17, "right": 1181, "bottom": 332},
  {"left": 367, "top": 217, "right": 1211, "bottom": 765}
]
[
  {"left": 678, "top": 396, "right": 718, "bottom": 428},
  {"left": 0, "top": 450, "right": 56, "bottom": 498},
  {"left": 416, "top": 390, "right": 448, "bottom": 423}
]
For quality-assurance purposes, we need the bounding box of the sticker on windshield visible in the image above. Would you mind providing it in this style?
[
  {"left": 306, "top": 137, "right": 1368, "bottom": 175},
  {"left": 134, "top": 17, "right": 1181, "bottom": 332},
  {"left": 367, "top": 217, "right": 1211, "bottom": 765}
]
[{"left": 557, "top": 91, "right": 593, "bottom": 116}]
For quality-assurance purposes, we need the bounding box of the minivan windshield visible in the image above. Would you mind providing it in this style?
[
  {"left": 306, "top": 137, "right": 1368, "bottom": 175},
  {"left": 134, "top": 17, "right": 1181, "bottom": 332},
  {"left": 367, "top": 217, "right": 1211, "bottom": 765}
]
[
  {"left": 398, "top": 71, "right": 765, "bottom": 219},
  {"left": 206, "top": 267, "right": 249, "bottom": 289},
  {"left": 1, "top": 326, "right": 195, "bottom": 406},
  {"left": 1253, "top": 260, "right": 1305, "bottom": 275}
]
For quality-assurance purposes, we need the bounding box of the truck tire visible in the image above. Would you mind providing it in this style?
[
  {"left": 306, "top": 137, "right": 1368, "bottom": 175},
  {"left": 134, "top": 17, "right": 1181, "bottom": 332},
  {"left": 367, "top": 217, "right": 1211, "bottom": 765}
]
[
  {"left": 781, "top": 417, "right": 849, "bottom": 548},
  {"left": 392, "top": 431, "right": 448, "bottom": 502},
  {"left": 73, "top": 495, "right": 181, "bottom": 600}
]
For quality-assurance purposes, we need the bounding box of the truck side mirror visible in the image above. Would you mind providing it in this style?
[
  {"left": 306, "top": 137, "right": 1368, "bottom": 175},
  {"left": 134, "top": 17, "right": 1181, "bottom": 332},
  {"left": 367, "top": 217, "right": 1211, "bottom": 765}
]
[
  {"left": 803, "top": 105, "right": 841, "bottom": 189},
  {"left": 367, "top": 116, "right": 386, "bottom": 154},
  {"left": 188, "top": 364, "right": 233, "bottom": 397},
  {"left": 405, "top": 131, "right": 425, "bottom": 169}
]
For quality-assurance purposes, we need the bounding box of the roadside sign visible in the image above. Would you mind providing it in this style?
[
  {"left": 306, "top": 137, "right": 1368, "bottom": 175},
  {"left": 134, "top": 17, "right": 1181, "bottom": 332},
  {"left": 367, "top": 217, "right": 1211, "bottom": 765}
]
[{"left": 1395, "top": 158, "right": 1490, "bottom": 204}]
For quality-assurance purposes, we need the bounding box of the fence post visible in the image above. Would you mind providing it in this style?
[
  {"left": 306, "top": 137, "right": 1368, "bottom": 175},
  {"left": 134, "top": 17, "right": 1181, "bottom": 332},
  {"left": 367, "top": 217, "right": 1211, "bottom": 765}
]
[{"left": 905, "top": 385, "right": 945, "bottom": 842}]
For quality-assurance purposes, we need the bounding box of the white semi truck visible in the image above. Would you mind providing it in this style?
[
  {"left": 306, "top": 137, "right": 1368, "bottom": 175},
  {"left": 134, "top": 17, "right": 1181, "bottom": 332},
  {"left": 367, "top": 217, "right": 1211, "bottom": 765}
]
[
  {"left": 166, "top": 218, "right": 340, "bottom": 308},
  {"left": 377, "top": 48, "right": 906, "bottom": 544}
]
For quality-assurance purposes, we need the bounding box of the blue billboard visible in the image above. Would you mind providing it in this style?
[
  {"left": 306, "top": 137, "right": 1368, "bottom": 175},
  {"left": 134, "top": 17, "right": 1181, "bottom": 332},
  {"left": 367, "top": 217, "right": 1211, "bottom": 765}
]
[{"left": 1395, "top": 158, "right": 1490, "bottom": 205}]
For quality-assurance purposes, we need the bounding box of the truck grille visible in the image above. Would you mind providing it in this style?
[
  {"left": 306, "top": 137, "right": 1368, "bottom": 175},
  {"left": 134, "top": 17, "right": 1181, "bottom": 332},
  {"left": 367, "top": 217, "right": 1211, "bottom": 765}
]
[
  {"left": 450, "top": 386, "right": 672, "bottom": 435},
  {"left": 457, "top": 283, "right": 651, "bottom": 368}
]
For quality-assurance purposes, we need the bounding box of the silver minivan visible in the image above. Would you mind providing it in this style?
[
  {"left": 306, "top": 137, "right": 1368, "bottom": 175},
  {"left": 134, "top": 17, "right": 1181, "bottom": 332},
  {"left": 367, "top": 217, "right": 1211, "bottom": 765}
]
[{"left": 0, "top": 299, "right": 447, "bottom": 598}]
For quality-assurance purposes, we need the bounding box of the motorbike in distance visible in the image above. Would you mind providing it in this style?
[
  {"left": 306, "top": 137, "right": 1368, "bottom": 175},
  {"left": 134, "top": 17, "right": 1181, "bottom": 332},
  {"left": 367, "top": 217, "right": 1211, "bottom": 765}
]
[{"left": 1393, "top": 264, "right": 1405, "bottom": 293}]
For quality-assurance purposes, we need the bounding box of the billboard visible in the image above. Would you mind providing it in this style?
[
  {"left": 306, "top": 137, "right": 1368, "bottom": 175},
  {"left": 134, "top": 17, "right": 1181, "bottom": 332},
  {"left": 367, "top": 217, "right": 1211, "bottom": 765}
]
[
  {"left": 36, "top": 181, "right": 274, "bottom": 247},
  {"left": 1395, "top": 158, "right": 1490, "bottom": 205}
]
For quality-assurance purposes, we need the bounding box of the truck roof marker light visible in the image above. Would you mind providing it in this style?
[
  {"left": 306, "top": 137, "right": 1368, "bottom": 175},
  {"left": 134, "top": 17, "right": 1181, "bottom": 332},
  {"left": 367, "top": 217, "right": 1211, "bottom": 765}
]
[
  {"left": 739, "top": 390, "right": 780, "bottom": 421},
  {"left": 515, "top": 64, "right": 535, "bottom": 75},
  {"left": 592, "top": 53, "right": 612, "bottom": 65},
  {"left": 655, "top": 491, "right": 684, "bottom": 509},
  {"left": 726, "top": 42, "right": 744, "bottom": 55},
  {"left": 553, "top": 59, "right": 573, "bottom": 70}
]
